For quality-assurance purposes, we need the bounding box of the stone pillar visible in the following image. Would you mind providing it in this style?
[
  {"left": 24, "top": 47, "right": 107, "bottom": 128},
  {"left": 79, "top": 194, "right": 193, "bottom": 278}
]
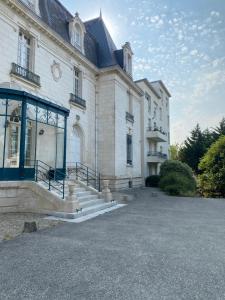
[
  {"left": 102, "top": 180, "right": 113, "bottom": 202},
  {"left": 64, "top": 182, "right": 80, "bottom": 212}
]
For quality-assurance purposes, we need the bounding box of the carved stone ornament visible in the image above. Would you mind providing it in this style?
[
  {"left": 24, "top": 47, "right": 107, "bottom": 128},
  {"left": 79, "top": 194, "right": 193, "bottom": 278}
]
[{"left": 51, "top": 60, "right": 62, "bottom": 82}]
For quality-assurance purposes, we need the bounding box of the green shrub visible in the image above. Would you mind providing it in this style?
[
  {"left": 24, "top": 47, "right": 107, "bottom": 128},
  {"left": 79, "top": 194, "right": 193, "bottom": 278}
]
[
  {"left": 159, "top": 160, "right": 196, "bottom": 196},
  {"left": 145, "top": 175, "right": 160, "bottom": 187},
  {"left": 198, "top": 135, "right": 225, "bottom": 197},
  {"left": 159, "top": 172, "right": 196, "bottom": 196},
  {"left": 160, "top": 160, "right": 194, "bottom": 180}
]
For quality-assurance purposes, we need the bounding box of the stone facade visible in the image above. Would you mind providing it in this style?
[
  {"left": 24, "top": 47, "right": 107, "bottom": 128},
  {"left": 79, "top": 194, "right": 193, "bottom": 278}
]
[{"left": 0, "top": 0, "right": 171, "bottom": 193}]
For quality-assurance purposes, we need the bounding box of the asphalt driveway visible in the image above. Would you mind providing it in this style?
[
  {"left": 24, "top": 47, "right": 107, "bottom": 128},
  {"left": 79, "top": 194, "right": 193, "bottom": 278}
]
[{"left": 1, "top": 189, "right": 225, "bottom": 300}]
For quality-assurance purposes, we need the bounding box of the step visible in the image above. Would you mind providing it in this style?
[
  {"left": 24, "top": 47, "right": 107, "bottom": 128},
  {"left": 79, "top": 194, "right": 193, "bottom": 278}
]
[
  {"left": 60, "top": 201, "right": 116, "bottom": 219},
  {"left": 79, "top": 198, "right": 105, "bottom": 209},
  {"left": 77, "top": 195, "right": 98, "bottom": 202},
  {"left": 75, "top": 191, "right": 92, "bottom": 197}
]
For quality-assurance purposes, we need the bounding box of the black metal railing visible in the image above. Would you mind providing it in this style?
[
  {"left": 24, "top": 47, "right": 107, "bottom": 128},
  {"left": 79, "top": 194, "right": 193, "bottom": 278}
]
[
  {"left": 69, "top": 93, "right": 86, "bottom": 109},
  {"left": 35, "top": 160, "right": 66, "bottom": 199},
  {"left": 66, "top": 162, "right": 101, "bottom": 192},
  {"left": 147, "top": 151, "right": 168, "bottom": 159},
  {"left": 126, "top": 112, "right": 134, "bottom": 123},
  {"left": 11, "top": 63, "right": 40, "bottom": 86},
  {"left": 147, "top": 126, "right": 166, "bottom": 135}
]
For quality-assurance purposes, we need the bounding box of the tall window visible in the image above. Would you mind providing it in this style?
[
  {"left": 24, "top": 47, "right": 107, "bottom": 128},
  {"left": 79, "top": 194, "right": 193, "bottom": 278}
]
[
  {"left": 153, "top": 102, "right": 158, "bottom": 119},
  {"left": 74, "top": 68, "right": 82, "bottom": 97},
  {"left": 160, "top": 89, "right": 164, "bottom": 106},
  {"left": 127, "top": 134, "right": 133, "bottom": 165},
  {"left": 127, "top": 54, "right": 132, "bottom": 75},
  {"left": 128, "top": 92, "right": 133, "bottom": 114},
  {"left": 159, "top": 107, "right": 162, "bottom": 120},
  {"left": 75, "top": 24, "right": 81, "bottom": 47},
  {"left": 145, "top": 93, "right": 151, "bottom": 113},
  {"left": 18, "top": 30, "right": 32, "bottom": 70}
]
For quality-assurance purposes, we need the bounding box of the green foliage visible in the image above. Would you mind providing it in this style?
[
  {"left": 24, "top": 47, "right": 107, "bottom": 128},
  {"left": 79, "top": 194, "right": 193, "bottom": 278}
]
[
  {"left": 212, "top": 118, "right": 225, "bottom": 140},
  {"left": 179, "top": 124, "right": 209, "bottom": 174},
  {"left": 178, "top": 118, "right": 225, "bottom": 175},
  {"left": 159, "top": 160, "right": 196, "bottom": 196},
  {"left": 198, "top": 135, "right": 225, "bottom": 198},
  {"left": 145, "top": 175, "right": 160, "bottom": 187},
  {"left": 169, "top": 144, "right": 179, "bottom": 160}
]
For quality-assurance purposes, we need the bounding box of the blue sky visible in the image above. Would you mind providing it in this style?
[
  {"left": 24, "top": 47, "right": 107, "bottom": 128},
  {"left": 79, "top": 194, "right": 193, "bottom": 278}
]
[{"left": 63, "top": 0, "right": 225, "bottom": 144}]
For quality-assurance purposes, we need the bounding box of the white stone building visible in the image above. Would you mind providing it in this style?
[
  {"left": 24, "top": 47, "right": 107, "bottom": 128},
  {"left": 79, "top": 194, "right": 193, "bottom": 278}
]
[{"left": 0, "top": 0, "right": 171, "bottom": 216}]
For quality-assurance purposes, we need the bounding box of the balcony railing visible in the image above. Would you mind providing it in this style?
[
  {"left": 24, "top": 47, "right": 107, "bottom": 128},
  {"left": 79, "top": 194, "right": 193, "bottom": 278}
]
[
  {"left": 147, "top": 126, "right": 166, "bottom": 136},
  {"left": 69, "top": 93, "right": 86, "bottom": 109},
  {"left": 147, "top": 151, "right": 168, "bottom": 159},
  {"left": 126, "top": 112, "right": 134, "bottom": 123},
  {"left": 11, "top": 63, "right": 40, "bottom": 86}
]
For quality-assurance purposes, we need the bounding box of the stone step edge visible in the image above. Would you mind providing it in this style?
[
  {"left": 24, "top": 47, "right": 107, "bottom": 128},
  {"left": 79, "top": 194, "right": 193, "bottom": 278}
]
[{"left": 43, "top": 202, "right": 117, "bottom": 219}]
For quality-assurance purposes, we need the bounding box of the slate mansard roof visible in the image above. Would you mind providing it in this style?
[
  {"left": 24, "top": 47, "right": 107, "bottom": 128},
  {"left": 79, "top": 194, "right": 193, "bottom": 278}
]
[{"left": 38, "top": 0, "right": 124, "bottom": 69}]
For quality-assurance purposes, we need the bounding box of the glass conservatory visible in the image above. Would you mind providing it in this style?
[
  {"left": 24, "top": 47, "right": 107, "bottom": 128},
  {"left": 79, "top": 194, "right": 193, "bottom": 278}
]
[{"left": 0, "top": 88, "right": 69, "bottom": 180}]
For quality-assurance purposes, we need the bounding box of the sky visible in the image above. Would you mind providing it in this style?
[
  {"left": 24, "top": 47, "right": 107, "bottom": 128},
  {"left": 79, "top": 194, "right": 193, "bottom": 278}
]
[{"left": 62, "top": 0, "right": 225, "bottom": 144}]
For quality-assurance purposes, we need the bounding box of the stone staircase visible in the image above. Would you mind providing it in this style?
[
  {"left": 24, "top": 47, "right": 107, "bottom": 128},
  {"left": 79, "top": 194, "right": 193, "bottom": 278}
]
[
  {"left": 63, "top": 182, "right": 116, "bottom": 219},
  {"left": 35, "top": 161, "right": 116, "bottom": 219}
]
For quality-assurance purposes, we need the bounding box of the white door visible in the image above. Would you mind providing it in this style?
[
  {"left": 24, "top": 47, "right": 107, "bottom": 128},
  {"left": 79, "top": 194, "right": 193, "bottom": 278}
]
[
  {"left": 68, "top": 126, "right": 83, "bottom": 164},
  {"left": 74, "top": 131, "right": 81, "bottom": 163}
]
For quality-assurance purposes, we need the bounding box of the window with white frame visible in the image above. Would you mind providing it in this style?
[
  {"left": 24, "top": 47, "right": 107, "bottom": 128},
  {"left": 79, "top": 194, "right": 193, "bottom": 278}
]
[
  {"left": 127, "top": 53, "right": 132, "bottom": 75},
  {"left": 153, "top": 102, "right": 158, "bottom": 119},
  {"left": 75, "top": 24, "right": 81, "bottom": 48},
  {"left": 145, "top": 93, "right": 151, "bottom": 113},
  {"left": 159, "top": 107, "right": 162, "bottom": 120},
  {"left": 74, "top": 68, "right": 82, "bottom": 97},
  {"left": 18, "top": 30, "right": 32, "bottom": 70},
  {"left": 127, "top": 134, "right": 133, "bottom": 165},
  {"left": 148, "top": 118, "right": 151, "bottom": 129},
  {"left": 127, "top": 91, "right": 133, "bottom": 114}
]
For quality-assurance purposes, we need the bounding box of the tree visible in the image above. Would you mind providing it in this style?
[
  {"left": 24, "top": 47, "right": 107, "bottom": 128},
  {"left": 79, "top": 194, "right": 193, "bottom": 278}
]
[
  {"left": 212, "top": 117, "right": 225, "bottom": 140},
  {"left": 198, "top": 135, "right": 225, "bottom": 197},
  {"left": 169, "top": 144, "right": 179, "bottom": 160},
  {"left": 159, "top": 160, "right": 196, "bottom": 196},
  {"left": 179, "top": 124, "right": 207, "bottom": 174}
]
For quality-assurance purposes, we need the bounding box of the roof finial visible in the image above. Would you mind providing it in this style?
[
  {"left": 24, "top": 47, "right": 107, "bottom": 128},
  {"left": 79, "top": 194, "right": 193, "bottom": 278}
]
[{"left": 100, "top": 8, "right": 102, "bottom": 19}]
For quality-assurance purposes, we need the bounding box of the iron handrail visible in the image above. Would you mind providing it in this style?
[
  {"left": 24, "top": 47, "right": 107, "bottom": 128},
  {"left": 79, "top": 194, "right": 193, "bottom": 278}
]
[
  {"left": 35, "top": 160, "right": 66, "bottom": 199},
  {"left": 66, "top": 162, "right": 101, "bottom": 191}
]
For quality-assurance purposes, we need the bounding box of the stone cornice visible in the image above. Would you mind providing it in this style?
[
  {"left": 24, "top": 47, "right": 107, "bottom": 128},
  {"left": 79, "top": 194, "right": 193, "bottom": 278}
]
[
  {"left": 99, "top": 65, "right": 144, "bottom": 97},
  {"left": 3, "top": 0, "right": 99, "bottom": 73}
]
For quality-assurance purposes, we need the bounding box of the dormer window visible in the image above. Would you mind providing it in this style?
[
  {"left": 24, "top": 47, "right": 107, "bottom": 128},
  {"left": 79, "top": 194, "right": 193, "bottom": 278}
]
[
  {"left": 69, "top": 12, "right": 86, "bottom": 54},
  {"left": 75, "top": 24, "right": 81, "bottom": 47},
  {"left": 122, "top": 42, "right": 133, "bottom": 77}
]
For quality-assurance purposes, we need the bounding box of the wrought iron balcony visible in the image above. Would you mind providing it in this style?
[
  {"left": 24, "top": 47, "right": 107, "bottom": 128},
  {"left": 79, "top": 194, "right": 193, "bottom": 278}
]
[
  {"left": 11, "top": 63, "right": 40, "bottom": 86},
  {"left": 69, "top": 93, "right": 86, "bottom": 109},
  {"left": 146, "top": 126, "right": 167, "bottom": 142},
  {"left": 147, "top": 151, "right": 167, "bottom": 163},
  {"left": 126, "top": 112, "right": 134, "bottom": 123},
  {"left": 147, "top": 151, "right": 168, "bottom": 159}
]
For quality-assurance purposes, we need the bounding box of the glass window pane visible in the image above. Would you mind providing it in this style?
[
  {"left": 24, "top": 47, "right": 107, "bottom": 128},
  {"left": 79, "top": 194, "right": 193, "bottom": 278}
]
[
  {"left": 4, "top": 116, "right": 21, "bottom": 168},
  {"left": 0, "top": 116, "right": 5, "bottom": 167},
  {"left": 24, "top": 119, "right": 36, "bottom": 167},
  {"left": 58, "top": 114, "right": 65, "bottom": 128},
  {"left": 56, "top": 127, "right": 64, "bottom": 169},
  {"left": 36, "top": 123, "right": 56, "bottom": 168},
  {"left": 37, "top": 106, "right": 47, "bottom": 123},
  {"left": 0, "top": 99, "right": 6, "bottom": 115},
  {"left": 48, "top": 110, "right": 57, "bottom": 126},
  {"left": 27, "top": 102, "right": 37, "bottom": 121},
  {"left": 7, "top": 100, "right": 22, "bottom": 117}
]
